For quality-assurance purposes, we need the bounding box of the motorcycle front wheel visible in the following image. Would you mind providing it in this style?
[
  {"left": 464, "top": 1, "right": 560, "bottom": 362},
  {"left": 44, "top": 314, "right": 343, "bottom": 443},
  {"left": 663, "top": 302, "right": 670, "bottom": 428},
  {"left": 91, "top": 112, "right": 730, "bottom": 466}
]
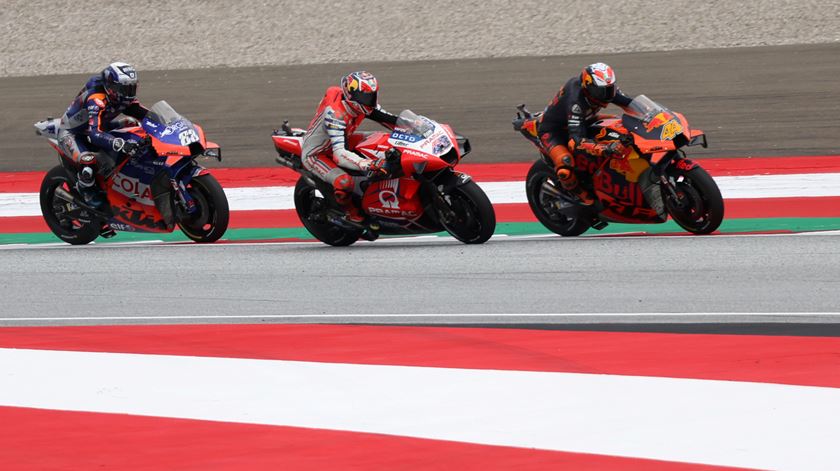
[
  {"left": 178, "top": 174, "right": 230, "bottom": 243},
  {"left": 664, "top": 166, "right": 724, "bottom": 235},
  {"left": 39, "top": 165, "right": 99, "bottom": 245},
  {"left": 439, "top": 180, "right": 496, "bottom": 244}
]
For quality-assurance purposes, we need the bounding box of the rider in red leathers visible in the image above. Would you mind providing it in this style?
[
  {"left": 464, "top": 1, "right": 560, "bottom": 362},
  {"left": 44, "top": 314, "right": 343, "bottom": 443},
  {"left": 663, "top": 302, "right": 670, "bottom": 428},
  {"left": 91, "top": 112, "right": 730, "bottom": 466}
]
[{"left": 301, "top": 71, "right": 398, "bottom": 223}]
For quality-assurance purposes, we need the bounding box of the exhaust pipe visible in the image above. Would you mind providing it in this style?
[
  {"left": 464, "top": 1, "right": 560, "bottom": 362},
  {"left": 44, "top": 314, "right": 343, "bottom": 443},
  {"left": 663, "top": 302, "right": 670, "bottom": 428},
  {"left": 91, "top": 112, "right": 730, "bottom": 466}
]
[
  {"left": 541, "top": 181, "right": 564, "bottom": 198},
  {"left": 53, "top": 187, "right": 110, "bottom": 218},
  {"left": 54, "top": 186, "right": 78, "bottom": 203}
]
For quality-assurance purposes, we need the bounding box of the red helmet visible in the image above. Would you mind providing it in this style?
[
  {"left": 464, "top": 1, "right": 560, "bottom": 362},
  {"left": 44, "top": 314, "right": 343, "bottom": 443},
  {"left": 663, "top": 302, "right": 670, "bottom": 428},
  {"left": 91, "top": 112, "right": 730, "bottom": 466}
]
[
  {"left": 580, "top": 63, "right": 617, "bottom": 106},
  {"left": 340, "top": 71, "right": 379, "bottom": 115}
]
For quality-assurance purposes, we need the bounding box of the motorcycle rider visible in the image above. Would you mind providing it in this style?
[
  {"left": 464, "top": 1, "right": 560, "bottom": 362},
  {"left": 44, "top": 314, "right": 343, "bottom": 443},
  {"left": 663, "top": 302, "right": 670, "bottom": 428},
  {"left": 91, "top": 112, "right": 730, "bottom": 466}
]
[
  {"left": 538, "top": 62, "right": 635, "bottom": 205},
  {"left": 301, "top": 71, "right": 398, "bottom": 223},
  {"left": 57, "top": 62, "right": 149, "bottom": 208}
]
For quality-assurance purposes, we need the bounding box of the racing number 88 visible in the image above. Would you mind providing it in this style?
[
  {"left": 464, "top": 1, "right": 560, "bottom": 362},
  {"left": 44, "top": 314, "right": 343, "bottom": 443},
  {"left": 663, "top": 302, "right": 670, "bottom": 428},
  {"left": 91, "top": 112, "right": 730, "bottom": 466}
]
[{"left": 178, "top": 129, "right": 200, "bottom": 146}]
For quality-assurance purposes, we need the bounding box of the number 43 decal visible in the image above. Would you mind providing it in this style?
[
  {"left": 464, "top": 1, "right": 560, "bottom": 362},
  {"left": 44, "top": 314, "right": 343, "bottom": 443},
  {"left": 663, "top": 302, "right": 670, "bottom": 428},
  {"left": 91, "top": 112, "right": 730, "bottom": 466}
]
[{"left": 178, "top": 129, "right": 200, "bottom": 146}]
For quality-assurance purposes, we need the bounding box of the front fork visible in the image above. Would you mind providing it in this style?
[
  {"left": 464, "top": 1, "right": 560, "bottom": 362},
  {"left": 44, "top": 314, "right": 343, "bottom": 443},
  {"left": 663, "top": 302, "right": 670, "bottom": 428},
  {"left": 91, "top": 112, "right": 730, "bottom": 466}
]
[
  {"left": 171, "top": 179, "right": 198, "bottom": 215},
  {"left": 418, "top": 169, "right": 470, "bottom": 225},
  {"left": 170, "top": 164, "right": 204, "bottom": 216},
  {"left": 651, "top": 151, "right": 697, "bottom": 213}
]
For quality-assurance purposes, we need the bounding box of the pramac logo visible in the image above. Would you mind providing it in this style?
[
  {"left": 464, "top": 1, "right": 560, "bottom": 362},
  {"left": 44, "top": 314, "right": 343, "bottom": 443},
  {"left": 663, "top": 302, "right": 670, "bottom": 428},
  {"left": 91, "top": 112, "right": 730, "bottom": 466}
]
[{"left": 378, "top": 179, "right": 400, "bottom": 209}]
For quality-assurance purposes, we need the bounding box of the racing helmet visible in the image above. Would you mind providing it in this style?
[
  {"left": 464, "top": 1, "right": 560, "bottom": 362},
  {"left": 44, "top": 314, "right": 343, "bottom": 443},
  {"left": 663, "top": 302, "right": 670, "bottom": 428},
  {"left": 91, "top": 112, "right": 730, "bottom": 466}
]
[
  {"left": 101, "top": 62, "right": 138, "bottom": 103},
  {"left": 580, "top": 63, "right": 617, "bottom": 107},
  {"left": 340, "top": 71, "right": 379, "bottom": 115}
]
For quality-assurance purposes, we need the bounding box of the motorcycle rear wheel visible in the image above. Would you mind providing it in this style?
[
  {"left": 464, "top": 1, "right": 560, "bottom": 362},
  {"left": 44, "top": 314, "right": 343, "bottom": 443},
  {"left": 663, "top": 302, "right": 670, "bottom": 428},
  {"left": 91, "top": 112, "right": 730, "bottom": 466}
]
[
  {"left": 439, "top": 180, "right": 496, "bottom": 244},
  {"left": 39, "top": 165, "right": 99, "bottom": 245},
  {"left": 293, "top": 177, "right": 361, "bottom": 246},
  {"left": 526, "top": 160, "right": 590, "bottom": 237},
  {"left": 664, "top": 166, "right": 724, "bottom": 235},
  {"left": 178, "top": 174, "right": 230, "bottom": 243}
]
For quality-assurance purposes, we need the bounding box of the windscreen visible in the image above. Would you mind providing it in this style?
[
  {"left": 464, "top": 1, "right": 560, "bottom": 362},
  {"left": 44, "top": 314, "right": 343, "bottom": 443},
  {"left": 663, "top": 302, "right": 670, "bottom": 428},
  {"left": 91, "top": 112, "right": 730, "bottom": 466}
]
[
  {"left": 145, "top": 100, "right": 185, "bottom": 126},
  {"left": 395, "top": 110, "right": 435, "bottom": 137},
  {"left": 624, "top": 95, "right": 668, "bottom": 123}
]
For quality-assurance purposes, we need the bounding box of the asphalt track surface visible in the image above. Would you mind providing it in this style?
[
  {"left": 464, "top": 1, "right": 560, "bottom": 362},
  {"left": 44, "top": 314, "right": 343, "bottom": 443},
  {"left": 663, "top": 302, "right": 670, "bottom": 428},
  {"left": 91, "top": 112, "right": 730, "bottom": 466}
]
[
  {"left": 2, "top": 233, "right": 840, "bottom": 327},
  {"left": 3, "top": 43, "right": 840, "bottom": 330},
  {"left": 4, "top": 43, "right": 840, "bottom": 172}
]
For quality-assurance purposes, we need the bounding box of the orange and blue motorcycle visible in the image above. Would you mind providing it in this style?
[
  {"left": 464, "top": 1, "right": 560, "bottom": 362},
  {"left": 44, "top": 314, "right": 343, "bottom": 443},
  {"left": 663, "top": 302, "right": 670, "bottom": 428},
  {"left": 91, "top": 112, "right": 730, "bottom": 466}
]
[{"left": 35, "top": 101, "right": 229, "bottom": 245}]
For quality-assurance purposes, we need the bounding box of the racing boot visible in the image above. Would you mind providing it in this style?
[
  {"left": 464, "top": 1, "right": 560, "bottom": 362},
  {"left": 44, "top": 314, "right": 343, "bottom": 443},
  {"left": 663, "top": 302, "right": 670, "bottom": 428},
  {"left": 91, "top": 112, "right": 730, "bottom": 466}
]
[
  {"left": 75, "top": 166, "right": 105, "bottom": 210},
  {"left": 640, "top": 168, "right": 667, "bottom": 220},
  {"left": 99, "top": 223, "right": 117, "bottom": 238},
  {"left": 557, "top": 167, "right": 595, "bottom": 206},
  {"left": 335, "top": 189, "right": 365, "bottom": 224}
]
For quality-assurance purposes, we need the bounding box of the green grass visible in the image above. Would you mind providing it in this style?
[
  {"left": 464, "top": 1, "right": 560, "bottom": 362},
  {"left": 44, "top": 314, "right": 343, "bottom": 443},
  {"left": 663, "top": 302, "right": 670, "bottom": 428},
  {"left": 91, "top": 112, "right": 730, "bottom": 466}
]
[{"left": 4, "top": 218, "right": 840, "bottom": 246}]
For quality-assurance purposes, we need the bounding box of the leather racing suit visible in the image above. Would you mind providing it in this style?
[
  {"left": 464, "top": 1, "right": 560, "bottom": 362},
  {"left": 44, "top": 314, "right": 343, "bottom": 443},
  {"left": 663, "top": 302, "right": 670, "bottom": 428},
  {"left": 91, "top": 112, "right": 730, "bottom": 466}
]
[
  {"left": 538, "top": 75, "right": 634, "bottom": 202},
  {"left": 58, "top": 75, "right": 149, "bottom": 179},
  {"left": 300, "top": 86, "right": 398, "bottom": 221}
]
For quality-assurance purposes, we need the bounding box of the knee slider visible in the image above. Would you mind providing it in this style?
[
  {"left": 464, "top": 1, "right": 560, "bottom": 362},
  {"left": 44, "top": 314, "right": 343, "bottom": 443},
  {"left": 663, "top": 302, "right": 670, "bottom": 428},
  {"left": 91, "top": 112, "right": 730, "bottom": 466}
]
[
  {"left": 556, "top": 168, "right": 573, "bottom": 181},
  {"left": 334, "top": 189, "right": 350, "bottom": 204},
  {"left": 79, "top": 152, "right": 97, "bottom": 166},
  {"left": 334, "top": 173, "right": 353, "bottom": 192}
]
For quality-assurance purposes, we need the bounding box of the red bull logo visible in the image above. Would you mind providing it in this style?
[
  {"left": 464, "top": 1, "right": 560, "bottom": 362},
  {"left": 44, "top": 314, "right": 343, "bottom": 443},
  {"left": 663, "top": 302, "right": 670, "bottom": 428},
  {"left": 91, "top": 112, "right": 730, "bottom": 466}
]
[{"left": 644, "top": 112, "right": 671, "bottom": 132}]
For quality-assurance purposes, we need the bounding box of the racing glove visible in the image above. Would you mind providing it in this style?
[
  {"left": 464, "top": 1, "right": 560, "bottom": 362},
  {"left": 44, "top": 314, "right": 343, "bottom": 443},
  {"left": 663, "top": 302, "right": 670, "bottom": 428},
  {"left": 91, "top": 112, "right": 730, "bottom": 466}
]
[
  {"left": 366, "top": 158, "right": 389, "bottom": 177},
  {"left": 112, "top": 138, "right": 140, "bottom": 157},
  {"left": 603, "top": 141, "right": 628, "bottom": 159}
]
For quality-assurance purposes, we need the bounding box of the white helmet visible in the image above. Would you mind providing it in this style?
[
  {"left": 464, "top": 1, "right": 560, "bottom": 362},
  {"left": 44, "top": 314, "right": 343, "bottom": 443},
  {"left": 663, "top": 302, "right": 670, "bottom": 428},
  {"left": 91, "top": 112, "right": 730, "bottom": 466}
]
[{"left": 101, "top": 62, "right": 138, "bottom": 102}]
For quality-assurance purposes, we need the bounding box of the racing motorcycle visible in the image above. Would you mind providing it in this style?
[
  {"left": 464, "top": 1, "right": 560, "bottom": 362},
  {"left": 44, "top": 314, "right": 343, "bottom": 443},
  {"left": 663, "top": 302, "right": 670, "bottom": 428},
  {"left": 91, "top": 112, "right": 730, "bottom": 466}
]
[
  {"left": 513, "top": 95, "right": 724, "bottom": 236},
  {"left": 272, "top": 110, "right": 496, "bottom": 246},
  {"left": 34, "top": 100, "right": 229, "bottom": 245}
]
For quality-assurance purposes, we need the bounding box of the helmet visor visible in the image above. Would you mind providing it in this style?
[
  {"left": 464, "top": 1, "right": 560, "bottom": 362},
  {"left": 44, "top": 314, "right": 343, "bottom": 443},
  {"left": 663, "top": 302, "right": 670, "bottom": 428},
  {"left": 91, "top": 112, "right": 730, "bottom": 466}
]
[
  {"left": 350, "top": 89, "right": 377, "bottom": 108},
  {"left": 590, "top": 84, "right": 615, "bottom": 104},
  {"left": 110, "top": 82, "right": 137, "bottom": 99}
]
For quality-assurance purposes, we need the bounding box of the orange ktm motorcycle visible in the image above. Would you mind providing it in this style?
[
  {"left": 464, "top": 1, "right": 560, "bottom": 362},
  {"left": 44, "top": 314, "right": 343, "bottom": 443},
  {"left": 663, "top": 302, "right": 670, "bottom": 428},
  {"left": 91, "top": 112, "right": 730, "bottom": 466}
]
[{"left": 513, "top": 95, "right": 724, "bottom": 236}]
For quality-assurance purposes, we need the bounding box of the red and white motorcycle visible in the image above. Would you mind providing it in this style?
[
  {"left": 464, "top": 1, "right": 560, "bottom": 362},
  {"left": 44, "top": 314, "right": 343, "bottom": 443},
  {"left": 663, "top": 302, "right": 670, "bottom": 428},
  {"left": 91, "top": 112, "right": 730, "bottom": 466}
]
[{"left": 272, "top": 110, "right": 495, "bottom": 246}]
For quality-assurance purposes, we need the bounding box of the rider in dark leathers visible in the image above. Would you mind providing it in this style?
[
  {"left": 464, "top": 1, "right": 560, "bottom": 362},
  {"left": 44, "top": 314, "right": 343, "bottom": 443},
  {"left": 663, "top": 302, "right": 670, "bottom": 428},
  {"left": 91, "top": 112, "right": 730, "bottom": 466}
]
[
  {"left": 57, "top": 62, "right": 148, "bottom": 207},
  {"left": 537, "top": 62, "right": 635, "bottom": 205}
]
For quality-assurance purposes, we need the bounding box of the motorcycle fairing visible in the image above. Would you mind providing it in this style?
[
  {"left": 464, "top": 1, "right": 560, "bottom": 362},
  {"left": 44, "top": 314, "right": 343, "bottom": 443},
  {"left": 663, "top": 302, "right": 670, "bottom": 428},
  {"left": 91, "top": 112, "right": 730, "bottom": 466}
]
[
  {"left": 361, "top": 178, "right": 423, "bottom": 221},
  {"left": 105, "top": 155, "right": 171, "bottom": 232},
  {"left": 593, "top": 154, "right": 661, "bottom": 223}
]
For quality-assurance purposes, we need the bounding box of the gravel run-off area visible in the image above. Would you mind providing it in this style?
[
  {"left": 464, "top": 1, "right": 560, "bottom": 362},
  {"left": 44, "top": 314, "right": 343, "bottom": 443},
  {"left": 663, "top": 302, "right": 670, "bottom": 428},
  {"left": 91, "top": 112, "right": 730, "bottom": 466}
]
[{"left": 2, "top": 0, "right": 839, "bottom": 77}]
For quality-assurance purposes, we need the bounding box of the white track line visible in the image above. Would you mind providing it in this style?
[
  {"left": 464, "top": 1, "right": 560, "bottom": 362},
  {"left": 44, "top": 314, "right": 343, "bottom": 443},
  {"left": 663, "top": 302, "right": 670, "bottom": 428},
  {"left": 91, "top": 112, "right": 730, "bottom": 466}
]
[
  {"left": 1, "top": 312, "right": 839, "bottom": 322},
  {"left": 2, "top": 348, "right": 839, "bottom": 470},
  {"left": 3, "top": 230, "right": 840, "bottom": 251}
]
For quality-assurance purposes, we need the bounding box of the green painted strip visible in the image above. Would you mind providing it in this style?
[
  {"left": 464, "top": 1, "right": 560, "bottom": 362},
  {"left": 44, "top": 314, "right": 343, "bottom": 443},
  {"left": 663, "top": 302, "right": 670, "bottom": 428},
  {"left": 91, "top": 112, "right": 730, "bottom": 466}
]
[{"left": 4, "top": 218, "right": 840, "bottom": 245}]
